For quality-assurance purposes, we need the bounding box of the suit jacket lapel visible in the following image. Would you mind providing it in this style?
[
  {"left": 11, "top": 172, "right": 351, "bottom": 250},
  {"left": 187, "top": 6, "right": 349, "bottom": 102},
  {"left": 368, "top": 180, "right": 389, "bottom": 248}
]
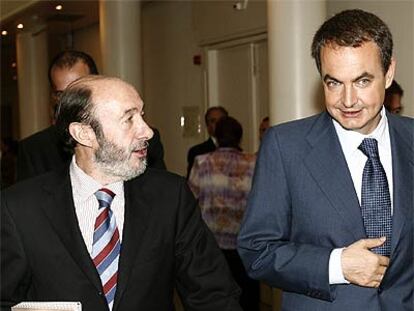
[
  {"left": 388, "top": 115, "right": 413, "bottom": 255},
  {"left": 113, "top": 176, "right": 153, "bottom": 310},
  {"left": 40, "top": 168, "right": 102, "bottom": 292},
  {"left": 304, "top": 112, "right": 366, "bottom": 240}
]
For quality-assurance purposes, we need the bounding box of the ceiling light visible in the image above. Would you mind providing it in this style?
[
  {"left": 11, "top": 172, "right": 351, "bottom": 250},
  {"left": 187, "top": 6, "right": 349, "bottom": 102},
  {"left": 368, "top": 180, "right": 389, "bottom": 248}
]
[
  {"left": 17, "top": 23, "right": 24, "bottom": 29},
  {"left": 2, "top": 30, "right": 7, "bottom": 36},
  {"left": 56, "top": 5, "right": 63, "bottom": 10}
]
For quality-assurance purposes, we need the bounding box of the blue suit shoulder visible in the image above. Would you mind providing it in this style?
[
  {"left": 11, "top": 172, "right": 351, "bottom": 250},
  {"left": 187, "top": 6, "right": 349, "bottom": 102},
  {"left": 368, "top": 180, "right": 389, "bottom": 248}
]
[
  {"left": 388, "top": 112, "right": 414, "bottom": 130},
  {"left": 264, "top": 113, "right": 325, "bottom": 144}
]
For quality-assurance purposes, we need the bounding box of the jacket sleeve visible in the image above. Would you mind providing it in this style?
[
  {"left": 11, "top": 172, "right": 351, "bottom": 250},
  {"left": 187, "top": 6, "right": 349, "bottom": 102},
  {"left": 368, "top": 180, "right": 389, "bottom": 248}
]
[
  {"left": 174, "top": 179, "right": 242, "bottom": 311},
  {"left": 1, "top": 193, "right": 32, "bottom": 311},
  {"left": 237, "top": 128, "right": 334, "bottom": 302}
]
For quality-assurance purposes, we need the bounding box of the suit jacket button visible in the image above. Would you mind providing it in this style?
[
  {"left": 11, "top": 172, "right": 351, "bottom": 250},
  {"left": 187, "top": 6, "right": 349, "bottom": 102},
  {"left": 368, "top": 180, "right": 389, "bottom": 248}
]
[{"left": 98, "top": 291, "right": 103, "bottom": 296}]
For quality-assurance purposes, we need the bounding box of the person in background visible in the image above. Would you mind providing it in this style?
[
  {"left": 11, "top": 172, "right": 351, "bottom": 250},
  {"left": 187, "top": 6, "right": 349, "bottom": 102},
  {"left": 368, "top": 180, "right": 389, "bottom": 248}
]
[
  {"left": 189, "top": 116, "right": 259, "bottom": 311},
  {"left": 186, "top": 106, "right": 228, "bottom": 178},
  {"left": 17, "top": 50, "right": 166, "bottom": 182},
  {"left": 238, "top": 9, "right": 413, "bottom": 311},
  {"left": 1, "top": 75, "right": 242, "bottom": 311},
  {"left": 383, "top": 80, "right": 403, "bottom": 114},
  {"left": 259, "top": 116, "right": 270, "bottom": 142}
]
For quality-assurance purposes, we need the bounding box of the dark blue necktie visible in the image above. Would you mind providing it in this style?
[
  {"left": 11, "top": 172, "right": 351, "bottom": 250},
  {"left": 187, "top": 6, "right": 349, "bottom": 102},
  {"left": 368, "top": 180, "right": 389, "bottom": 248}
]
[{"left": 358, "top": 138, "right": 392, "bottom": 256}]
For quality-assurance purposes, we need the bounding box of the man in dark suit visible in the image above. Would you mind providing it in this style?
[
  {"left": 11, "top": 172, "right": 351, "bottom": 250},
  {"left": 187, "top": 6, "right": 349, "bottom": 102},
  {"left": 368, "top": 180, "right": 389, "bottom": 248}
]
[
  {"left": 17, "top": 50, "right": 166, "bottom": 181},
  {"left": 1, "top": 76, "right": 241, "bottom": 310},
  {"left": 238, "top": 9, "right": 413, "bottom": 311},
  {"left": 186, "top": 106, "right": 228, "bottom": 178}
]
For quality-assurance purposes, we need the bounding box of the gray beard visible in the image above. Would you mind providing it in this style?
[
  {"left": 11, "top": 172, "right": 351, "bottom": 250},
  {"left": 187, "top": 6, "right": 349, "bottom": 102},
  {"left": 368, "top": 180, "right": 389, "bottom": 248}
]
[{"left": 94, "top": 138, "right": 148, "bottom": 181}]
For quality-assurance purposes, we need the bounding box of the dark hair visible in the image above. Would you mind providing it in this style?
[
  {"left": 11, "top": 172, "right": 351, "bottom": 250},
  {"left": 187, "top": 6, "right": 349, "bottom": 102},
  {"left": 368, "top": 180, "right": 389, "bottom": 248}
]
[
  {"left": 55, "top": 82, "right": 100, "bottom": 151},
  {"left": 215, "top": 116, "right": 242, "bottom": 149},
  {"left": 385, "top": 80, "right": 404, "bottom": 97},
  {"left": 311, "top": 9, "right": 393, "bottom": 75},
  {"left": 48, "top": 50, "right": 99, "bottom": 87},
  {"left": 204, "top": 106, "right": 229, "bottom": 124},
  {"left": 384, "top": 80, "right": 404, "bottom": 112}
]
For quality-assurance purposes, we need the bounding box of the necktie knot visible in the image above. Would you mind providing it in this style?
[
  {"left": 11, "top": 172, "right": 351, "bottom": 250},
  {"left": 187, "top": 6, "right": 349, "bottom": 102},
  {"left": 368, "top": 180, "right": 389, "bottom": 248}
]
[
  {"left": 358, "top": 138, "right": 379, "bottom": 159},
  {"left": 94, "top": 188, "right": 116, "bottom": 208}
]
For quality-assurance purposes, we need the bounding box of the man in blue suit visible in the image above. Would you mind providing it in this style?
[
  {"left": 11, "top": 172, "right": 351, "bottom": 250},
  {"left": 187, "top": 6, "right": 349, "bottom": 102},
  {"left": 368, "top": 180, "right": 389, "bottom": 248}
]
[{"left": 238, "top": 9, "right": 413, "bottom": 311}]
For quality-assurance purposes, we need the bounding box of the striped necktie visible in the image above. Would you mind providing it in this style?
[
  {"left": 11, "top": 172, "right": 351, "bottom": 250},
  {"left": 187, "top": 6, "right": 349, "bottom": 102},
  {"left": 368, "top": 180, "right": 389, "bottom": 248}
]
[
  {"left": 359, "top": 138, "right": 392, "bottom": 256},
  {"left": 92, "top": 188, "right": 121, "bottom": 310}
]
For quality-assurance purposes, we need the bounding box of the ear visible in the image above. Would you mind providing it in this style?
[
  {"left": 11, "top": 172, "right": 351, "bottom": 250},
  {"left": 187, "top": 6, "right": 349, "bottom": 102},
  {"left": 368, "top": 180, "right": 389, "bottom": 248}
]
[
  {"left": 68, "top": 122, "right": 96, "bottom": 148},
  {"left": 385, "top": 57, "right": 396, "bottom": 89}
]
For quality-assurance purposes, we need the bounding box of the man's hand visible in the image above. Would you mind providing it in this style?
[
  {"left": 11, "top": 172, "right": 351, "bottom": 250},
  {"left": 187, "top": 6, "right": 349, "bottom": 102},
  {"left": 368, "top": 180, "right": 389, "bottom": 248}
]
[{"left": 341, "top": 237, "right": 390, "bottom": 288}]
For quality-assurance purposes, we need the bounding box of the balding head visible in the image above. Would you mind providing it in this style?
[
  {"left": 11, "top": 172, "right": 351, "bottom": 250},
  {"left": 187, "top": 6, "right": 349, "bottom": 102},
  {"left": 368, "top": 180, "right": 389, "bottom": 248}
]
[
  {"left": 56, "top": 75, "right": 153, "bottom": 184},
  {"left": 55, "top": 75, "right": 148, "bottom": 151}
]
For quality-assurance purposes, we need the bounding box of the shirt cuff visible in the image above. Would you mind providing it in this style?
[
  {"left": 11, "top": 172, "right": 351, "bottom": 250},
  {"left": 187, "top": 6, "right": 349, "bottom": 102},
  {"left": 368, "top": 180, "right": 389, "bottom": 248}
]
[{"left": 329, "top": 248, "right": 350, "bottom": 284}]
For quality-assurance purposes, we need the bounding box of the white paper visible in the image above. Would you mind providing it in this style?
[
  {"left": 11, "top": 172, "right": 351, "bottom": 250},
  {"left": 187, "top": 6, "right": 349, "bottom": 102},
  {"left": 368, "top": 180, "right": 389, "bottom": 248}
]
[{"left": 12, "top": 301, "right": 81, "bottom": 311}]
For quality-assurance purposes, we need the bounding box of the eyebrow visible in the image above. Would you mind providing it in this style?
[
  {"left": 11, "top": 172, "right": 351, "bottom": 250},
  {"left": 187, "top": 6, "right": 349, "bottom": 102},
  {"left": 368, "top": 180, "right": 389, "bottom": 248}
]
[
  {"left": 323, "top": 74, "right": 340, "bottom": 83},
  {"left": 120, "top": 107, "right": 139, "bottom": 119},
  {"left": 352, "top": 72, "right": 375, "bottom": 82},
  {"left": 323, "top": 72, "right": 375, "bottom": 84}
]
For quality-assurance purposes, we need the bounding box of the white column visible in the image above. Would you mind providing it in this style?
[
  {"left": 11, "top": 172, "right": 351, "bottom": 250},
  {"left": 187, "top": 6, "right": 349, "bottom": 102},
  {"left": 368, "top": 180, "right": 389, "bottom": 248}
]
[
  {"left": 266, "top": 2, "right": 326, "bottom": 310},
  {"left": 16, "top": 26, "right": 50, "bottom": 139},
  {"left": 99, "top": 0, "right": 143, "bottom": 92},
  {"left": 267, "top": 0, "right": 326, "bottom": 125}
]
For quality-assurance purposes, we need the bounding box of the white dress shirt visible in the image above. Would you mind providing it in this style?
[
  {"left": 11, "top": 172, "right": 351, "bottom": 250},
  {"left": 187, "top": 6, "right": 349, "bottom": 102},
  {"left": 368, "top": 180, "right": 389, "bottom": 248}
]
[
  {"left": 69, "top": 157, "right": 125, "bottom": 254},
  {"left": 329, "top": 107, "right": 393, "bottom": 284}
]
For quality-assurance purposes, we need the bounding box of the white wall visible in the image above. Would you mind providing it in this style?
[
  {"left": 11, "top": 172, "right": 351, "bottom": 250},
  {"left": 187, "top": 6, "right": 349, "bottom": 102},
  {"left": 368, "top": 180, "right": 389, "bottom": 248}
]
[
  {"left": 73, "top": 23, "right": 103, "bottom": 74},
  {"left": 193, "top": 0, "right": 267, "bottom": 44},
  {"left": 327, "top": 1, "right": 414, "bottom": 117},
  {"left": 142, "top": 1, "right": 204, "bottom": 176}
]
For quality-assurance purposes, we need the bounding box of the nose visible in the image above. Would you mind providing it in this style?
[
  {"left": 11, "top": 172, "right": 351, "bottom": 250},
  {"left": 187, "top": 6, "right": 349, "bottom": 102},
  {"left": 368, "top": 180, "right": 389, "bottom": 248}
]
[
  {"left": 343, "top": 85, "right": 357, "bottom": 108},
  {"left": 137, "top": 119, "right": 154, "bottom": 141},
  {"left": 143, "top": 122, "right": 154, "bottom": 141}
]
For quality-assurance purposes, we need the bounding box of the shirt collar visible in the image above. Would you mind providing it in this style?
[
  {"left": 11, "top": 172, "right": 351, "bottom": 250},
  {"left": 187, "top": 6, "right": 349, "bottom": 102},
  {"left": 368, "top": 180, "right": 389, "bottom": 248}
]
[
  {"left": 69, "top": 156, "right": 124, "bottom": 202},
  {"left": 333, "top": 106, "right": 389, "bottom": 155},
  {"left": 211, "top": 136, "right": 218, "bottom": 147}
]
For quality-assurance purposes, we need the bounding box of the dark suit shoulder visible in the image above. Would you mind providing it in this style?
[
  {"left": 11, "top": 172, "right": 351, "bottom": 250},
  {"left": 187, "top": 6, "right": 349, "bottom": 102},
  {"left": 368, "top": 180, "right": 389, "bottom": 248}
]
[
  {"left": 388, "top": 113, "right": 414, "bottom": 131},
  {"left": 128, "top": 167, "right": 186, "bottom": 190},
  {"left": 267, "top": 112, "right": 325, "bottom": 142},
  {"left": 3, "top": 168, "right": 66, "bottom": 201},
  {"left": 274, "top": 113, "right": 322, "bottom": 130},
  {"left": 388, "top": 113, "right": 414, "bottom": 150},
  {"left": 19, "top": 126, "right": 59, "bottom": 148},
  {"left": 188, "top": 139, "right": 215, "bottom": 156}
]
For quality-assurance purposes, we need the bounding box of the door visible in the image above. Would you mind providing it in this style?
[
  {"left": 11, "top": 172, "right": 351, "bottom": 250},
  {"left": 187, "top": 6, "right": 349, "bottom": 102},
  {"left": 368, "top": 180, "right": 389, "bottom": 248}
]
[{"left": 206, "top": 38, "right": 268, "bottom": 153}]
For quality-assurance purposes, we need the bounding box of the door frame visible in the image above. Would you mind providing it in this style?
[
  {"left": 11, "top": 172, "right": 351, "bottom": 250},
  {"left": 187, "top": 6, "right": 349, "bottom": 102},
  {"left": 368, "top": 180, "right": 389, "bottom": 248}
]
[{"left": 203, "top": 33, "right": 268, "bottom": 151}]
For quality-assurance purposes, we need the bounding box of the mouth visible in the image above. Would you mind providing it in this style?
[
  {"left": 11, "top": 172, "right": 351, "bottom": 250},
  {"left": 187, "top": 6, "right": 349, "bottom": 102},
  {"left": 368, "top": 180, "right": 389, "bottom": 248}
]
[
  {"left": 340, "top": 109, "right": 362, "bottom": 118},
  {"left": 131, "top": 141, "right": 149, "bottom": 159},
  {"left": 132, "top": 147, "right": 147, "bottom": 158}
]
